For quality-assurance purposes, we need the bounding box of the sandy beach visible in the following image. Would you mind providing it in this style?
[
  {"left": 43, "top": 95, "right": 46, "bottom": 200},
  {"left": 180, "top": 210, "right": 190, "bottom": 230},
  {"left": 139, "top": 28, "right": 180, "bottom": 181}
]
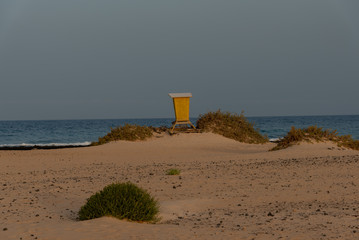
[{"left": 1, "top": 132, "right": 358, "bottom": 239}]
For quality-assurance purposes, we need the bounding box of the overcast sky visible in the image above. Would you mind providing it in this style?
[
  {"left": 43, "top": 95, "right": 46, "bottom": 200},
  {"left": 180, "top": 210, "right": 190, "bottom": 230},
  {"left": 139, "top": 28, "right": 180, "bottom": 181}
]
[{"left": 0, "top": 0, "right": 358, "bottom": 120}]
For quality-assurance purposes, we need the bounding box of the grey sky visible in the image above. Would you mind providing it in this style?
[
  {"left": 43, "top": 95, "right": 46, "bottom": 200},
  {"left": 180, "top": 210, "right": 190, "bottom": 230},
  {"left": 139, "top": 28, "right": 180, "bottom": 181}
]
[{"left": 0, "top": 0, "right": 358, "bottom": 120}]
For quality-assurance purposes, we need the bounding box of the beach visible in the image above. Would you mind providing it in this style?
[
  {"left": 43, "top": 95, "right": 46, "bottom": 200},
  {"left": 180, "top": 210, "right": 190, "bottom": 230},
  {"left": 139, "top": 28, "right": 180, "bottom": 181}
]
[{"left": 1, "top": 132, "right": 358, "bottom": 239}]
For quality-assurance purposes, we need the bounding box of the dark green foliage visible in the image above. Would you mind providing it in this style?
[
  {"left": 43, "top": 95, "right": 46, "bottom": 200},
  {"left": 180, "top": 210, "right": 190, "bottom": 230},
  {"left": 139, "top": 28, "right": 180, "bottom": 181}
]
[
  {"left": 92, "top": 124, "right": 153, "bottom": 146},
  {"left": 196, "top": 110, "right": 268, "bottom": 144},
  {"left": 78, "top": 182, "right": 159, "bottom": 222},
  {"left": 166, "top": 168, "right": 181, "bottom": 175},
  {"left": 271, "top": 125, "right": 359, "bottom": 151}
]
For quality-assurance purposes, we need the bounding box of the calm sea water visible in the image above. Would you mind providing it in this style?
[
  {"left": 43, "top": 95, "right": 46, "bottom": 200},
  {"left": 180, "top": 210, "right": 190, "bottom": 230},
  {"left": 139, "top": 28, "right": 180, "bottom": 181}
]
[{"left": 0, "top": 115, "right": 358, "bottom": 147}]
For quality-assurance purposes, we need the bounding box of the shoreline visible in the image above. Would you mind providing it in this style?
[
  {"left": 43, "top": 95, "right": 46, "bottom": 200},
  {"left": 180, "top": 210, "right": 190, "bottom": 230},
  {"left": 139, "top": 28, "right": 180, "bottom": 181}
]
[{"left": 0, "top": 144, "right": 91, "bottom": 151}]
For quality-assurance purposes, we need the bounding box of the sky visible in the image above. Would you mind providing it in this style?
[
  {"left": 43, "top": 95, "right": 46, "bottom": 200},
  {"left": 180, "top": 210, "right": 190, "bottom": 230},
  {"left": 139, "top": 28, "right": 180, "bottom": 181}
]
[{"left": 0, "top": 0, "right": 358, "bottom": 120}]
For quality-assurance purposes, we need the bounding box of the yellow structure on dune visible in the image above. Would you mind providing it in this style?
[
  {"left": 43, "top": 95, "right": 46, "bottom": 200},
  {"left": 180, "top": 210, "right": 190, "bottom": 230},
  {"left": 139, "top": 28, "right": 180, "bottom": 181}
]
[{"left": 168, "top": 93, "right": 196, "bottom": 133}]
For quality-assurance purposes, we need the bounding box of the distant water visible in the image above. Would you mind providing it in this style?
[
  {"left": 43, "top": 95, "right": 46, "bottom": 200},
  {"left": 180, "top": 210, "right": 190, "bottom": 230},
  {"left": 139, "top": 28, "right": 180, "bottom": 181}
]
[{"left": 0, "top": 115, "right": 358, "bottom": 147}]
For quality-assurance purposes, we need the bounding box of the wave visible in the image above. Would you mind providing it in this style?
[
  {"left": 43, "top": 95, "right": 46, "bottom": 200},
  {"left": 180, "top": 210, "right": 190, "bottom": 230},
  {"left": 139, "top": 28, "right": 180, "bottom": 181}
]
[
  {"left": 0, "top": 142, "right": 92, "bottom": 147},
  {"left": 269, "top": 138, "right": 281, "bottom": 142}
]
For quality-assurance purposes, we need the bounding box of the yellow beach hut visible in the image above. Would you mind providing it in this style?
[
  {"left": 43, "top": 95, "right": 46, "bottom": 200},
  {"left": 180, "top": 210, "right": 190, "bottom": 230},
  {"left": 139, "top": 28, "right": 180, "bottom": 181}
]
[{"left": 168, "top": 93, "right": 196, "bottom": 132}]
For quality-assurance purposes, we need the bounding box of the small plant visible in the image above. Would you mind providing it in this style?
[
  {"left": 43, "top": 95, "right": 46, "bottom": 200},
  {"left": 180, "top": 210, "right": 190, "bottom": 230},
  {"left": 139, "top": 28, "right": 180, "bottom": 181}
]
[
  {"left": 92, "top": 124, "right": 153, "bottom": 146},
  {"left": 196, "top": 110, "right": 268, "bottom": 144},
  {"left": 271, "top": 125, "right": 359, "bottom": 151},
  {"left": 166, "top": 168, "right": 181, "bottom": 175},
  {"left": 78, "top": 182, "right": 159, "bottom": 222}
]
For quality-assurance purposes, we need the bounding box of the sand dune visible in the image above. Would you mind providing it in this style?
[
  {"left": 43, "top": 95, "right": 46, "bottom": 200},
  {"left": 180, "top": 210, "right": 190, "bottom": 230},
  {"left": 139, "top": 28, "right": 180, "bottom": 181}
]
[{"left": 1, "top": 133, "right": 358, "bottom": 239}]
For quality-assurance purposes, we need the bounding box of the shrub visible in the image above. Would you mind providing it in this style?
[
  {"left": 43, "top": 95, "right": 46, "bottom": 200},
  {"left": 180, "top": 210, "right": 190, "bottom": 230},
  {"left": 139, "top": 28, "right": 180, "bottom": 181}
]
[
  {"left": 92, "top": 124, "right": 153, "bottom": 146},
  {"left": 78, "top": 182, "right": 159, "bottom": 222},
  {"left": 271, "top": 125, "right": 359, "bottom": 151},
  {"left": 166, "top": 168, "right": 181, "bottom": 175},
  {"left": 196, "top": 110, "right": 268, "bottom": 144}
]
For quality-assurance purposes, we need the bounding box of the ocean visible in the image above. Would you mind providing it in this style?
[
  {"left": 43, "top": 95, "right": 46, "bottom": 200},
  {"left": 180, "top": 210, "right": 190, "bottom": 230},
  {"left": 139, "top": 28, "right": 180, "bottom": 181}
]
[{"left": 0, "top": 115, "right": 358, "bottom": 148}]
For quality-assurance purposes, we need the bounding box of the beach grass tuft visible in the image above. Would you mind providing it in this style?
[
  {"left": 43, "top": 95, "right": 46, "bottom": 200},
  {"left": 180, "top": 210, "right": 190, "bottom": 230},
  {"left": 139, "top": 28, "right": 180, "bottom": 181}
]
[
  {"left": 92, "top": 124, "right": 153, "bottom": 145},
  {"left": 166, "top": 168, "right": 181, "bottom": 175},
  {"left": 78, "top": 182, "right": 159, "bottom": 222},
  {"left": 271, "top": 125, "right": 359, "bottom": 151},
  {"left": 196, "top": 110, "right": 268, "bottom": 144}
]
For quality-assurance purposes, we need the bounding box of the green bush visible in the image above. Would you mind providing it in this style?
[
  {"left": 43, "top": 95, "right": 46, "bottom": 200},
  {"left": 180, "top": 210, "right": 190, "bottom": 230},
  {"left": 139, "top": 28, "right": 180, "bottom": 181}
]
[
  {"left": 166, "top": 168, "right": 181, "bottom": 175},
  {"left": 78, "top": 182, "right": 159, "bottom": 222},
  {"left": 196, "top": 110, "right": 268, "bottom": 144},
  {"left": 92, "top": 124, "right": 153, "bottom": 146},
  {"left": 271, "top": 125, "right": 359, "bottom": 151}
]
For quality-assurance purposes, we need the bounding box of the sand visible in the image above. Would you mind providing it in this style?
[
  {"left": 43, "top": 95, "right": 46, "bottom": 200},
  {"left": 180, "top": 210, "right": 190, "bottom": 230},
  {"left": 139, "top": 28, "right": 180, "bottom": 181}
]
[{"left": 0, "top": 132, "right": 358, "bottom": 239}]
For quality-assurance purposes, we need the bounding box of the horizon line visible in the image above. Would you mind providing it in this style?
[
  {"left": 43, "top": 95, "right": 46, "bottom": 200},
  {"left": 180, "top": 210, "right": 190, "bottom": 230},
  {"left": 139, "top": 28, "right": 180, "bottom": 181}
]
[{"left": 1, "top": 113, "right": 358, "bottom": 122}]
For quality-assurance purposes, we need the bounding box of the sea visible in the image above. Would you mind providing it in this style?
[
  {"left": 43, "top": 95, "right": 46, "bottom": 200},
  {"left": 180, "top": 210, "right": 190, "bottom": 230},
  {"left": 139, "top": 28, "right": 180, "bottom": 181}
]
[{"left": 0, "top": 115, "right": 358, "bottom": 148}]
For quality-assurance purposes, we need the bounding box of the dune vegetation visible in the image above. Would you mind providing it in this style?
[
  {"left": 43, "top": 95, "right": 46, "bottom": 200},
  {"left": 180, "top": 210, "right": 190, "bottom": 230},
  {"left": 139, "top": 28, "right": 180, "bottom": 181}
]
[
  {"left": 91, "top": 110, "right": 269, "bottom": 146},
  {"left": 78, "top": 182, "right": 159, "bottom": 222},
  {"left": 271, "top": 125, "right": 359, "bottom": 151},
  {"left": 92, "top": 124, "right": 153, "bottom": 146},
  {"left": 90, "top": 112, "right": 359, "bottom": 152},
  {"left": 196, "top": 110, "right": 268, "bottom": 144},
  {"left": 166, "top": 168, "right": 181, "bottom": 175}
]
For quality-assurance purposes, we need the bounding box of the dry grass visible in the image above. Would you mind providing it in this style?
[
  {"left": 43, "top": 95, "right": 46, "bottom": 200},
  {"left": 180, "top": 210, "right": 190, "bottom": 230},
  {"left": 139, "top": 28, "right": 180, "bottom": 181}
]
[
  {"left": 271, "top": 125, "right": 359, "bottom": 151},
  {"left": 92, "top": 124, "right": 153, "bottom": 146},
  {"left": 196, "top": 110, "right": 268, "bottom": 144}
]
